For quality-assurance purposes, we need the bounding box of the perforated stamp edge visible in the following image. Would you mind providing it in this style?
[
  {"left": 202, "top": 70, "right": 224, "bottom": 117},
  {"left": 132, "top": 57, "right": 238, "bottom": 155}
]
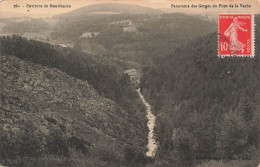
[{"left": 218, "top": 13, "right": 255, "bottom": 58}]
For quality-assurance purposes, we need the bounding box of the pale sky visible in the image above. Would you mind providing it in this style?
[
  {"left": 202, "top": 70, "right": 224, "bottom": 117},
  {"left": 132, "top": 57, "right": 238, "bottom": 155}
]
[{"left": 0, "top": 0, "right": 259, "bottom": 18}]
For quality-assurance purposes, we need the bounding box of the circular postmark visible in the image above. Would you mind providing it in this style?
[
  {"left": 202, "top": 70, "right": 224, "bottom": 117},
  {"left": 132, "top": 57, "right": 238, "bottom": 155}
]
[{"left": 192, "top": 33, "right": 241, "bottom": 79}]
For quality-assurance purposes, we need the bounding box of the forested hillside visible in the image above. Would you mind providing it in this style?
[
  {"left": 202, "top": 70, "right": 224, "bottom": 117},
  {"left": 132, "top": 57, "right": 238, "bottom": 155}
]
[
  {"left": 2, "top": 19, "right": 50, "bottom": 33},
  {"left": 51, "top": 13, "right": 216, "bottom": 66},
  {"left": 140, "top": 16, "right": 260, "bottom": 167},
  {"left": 0, "top": 36, "right": 145, "bottom": 117}
]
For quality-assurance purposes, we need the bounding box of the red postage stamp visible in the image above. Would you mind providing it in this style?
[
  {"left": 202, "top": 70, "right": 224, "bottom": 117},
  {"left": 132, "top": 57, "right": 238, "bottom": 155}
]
[{"left": 218, "top": 14, "right": 255, "bottom": 57}]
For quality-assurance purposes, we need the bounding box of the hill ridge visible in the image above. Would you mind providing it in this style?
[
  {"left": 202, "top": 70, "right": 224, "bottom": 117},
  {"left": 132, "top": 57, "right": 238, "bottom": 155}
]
[{"left": 55, "top": 3, "right": 164, "bottom": 18}]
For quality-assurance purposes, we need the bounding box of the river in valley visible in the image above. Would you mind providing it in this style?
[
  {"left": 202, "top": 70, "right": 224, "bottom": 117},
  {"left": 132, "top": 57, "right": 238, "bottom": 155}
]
[{"left": 137, "top": 88, "right": 157, "bottom": 157}]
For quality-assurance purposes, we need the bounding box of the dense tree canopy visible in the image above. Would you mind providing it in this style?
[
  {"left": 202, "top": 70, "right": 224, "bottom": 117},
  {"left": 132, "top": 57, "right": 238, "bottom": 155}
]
[{"left": 140, "top": 15, "right": 260, "bottom": 167}]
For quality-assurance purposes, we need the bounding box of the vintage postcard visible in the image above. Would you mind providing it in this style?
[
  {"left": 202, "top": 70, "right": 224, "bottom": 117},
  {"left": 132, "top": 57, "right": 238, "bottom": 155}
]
[{"left": 0, "top": 0, "right": 259, "bottom": 167}]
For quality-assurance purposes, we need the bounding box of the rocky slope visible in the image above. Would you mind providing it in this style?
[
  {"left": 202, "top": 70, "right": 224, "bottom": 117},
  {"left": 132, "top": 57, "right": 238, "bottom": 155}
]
[{"left": 0, "top": 55, "right": 147, "bottom": 166}]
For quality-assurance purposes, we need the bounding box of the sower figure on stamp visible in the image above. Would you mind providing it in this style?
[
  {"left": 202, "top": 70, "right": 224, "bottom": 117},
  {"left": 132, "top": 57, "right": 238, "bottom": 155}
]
[{"left": 224, "top": 17, "right": 248, "bottom": 53}]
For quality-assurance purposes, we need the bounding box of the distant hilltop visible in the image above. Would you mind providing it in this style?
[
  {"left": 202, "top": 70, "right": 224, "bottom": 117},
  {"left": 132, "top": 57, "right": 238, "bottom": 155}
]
[{"left": 54, "top": 3, "right": 164, "bottom": 18}]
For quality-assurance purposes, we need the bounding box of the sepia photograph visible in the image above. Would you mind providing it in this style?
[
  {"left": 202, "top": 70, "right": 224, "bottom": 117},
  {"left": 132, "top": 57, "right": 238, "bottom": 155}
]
[{"left": 0, "top": 0, "right": 259, "bottom": 166}]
